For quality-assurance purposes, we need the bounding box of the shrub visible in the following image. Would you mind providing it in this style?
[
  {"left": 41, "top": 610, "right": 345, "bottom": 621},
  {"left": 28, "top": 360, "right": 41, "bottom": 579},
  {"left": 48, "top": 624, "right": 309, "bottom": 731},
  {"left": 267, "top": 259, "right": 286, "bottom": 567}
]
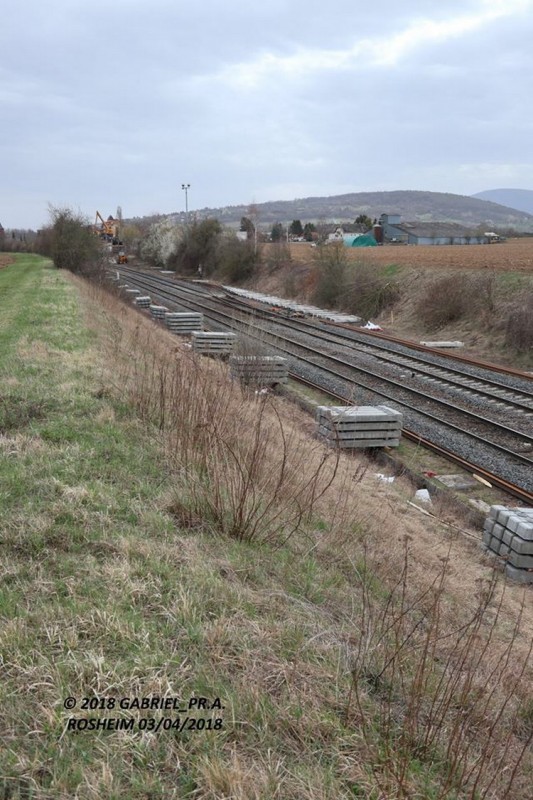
[
  {"left": 505, "top": 291, "right": 533, "bottom": 352},
  {"left": 312, "top": 243, "right": 348, "bottom": 308},
  {"left": 43, "top": 206, "right": 104, "bottom": 278},
  {"left": 347, "top": 548, "right": 533, "bottom": 799},
  {"left": 417, "top": 274, "right": 477, "bottom": 330},
  {"left": 342, "top": 259, "right": 400, "bottom": 319},
  {"left": 265, "top": 241, "right": 292, "bottom": 273},
  {"left": 217, "top": 236, "right": 259, "bottom": 283},
  {"left": 167, "top": 219, "right": 222, "bottom": 275}
]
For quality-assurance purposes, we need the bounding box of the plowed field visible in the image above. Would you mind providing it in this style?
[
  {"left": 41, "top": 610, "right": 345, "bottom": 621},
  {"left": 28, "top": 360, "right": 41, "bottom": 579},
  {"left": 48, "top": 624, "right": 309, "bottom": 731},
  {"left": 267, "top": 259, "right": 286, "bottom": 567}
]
[{"left": 287, "top": 238, "right": 533, "bottom": 272}]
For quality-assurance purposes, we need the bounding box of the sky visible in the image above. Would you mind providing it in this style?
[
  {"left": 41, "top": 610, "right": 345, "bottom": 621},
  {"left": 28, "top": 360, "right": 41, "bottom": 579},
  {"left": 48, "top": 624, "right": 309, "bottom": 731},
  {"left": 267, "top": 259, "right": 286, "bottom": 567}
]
[{"left": 1, "top": 0, "right": 533, "bottom": 229}]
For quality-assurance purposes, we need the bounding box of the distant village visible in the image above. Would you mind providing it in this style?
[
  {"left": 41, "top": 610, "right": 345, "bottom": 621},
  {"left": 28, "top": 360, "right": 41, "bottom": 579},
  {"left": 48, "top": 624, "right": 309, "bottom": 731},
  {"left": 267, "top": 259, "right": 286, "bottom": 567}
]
[{"left": 309, "top": 214, "right": 502, "bottom": 247}]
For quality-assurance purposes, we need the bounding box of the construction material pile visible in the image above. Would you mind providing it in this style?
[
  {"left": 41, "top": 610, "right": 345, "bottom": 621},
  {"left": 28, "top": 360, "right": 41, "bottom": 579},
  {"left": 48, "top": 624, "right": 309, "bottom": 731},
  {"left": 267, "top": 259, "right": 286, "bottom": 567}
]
[
  {"left": 482, "top": 506, "right": 533, "bottom": 583},
  {"left": 316, "top": 405, "right": 403, "bottom": 449},
  {"left": 229, "top": 355, "right": 289, "bottom": 386},
  {"left": 164, "top": 312, "right": 204, "bottom": 334},
  {"left": 191, "top": 331, "right": 236, "bottom": 356},
  {"left": 134, "top": 295, "right": 151, "bottom": 308},
  {"left": 149, "top": 305, "right": 169, "bottom": 321}
]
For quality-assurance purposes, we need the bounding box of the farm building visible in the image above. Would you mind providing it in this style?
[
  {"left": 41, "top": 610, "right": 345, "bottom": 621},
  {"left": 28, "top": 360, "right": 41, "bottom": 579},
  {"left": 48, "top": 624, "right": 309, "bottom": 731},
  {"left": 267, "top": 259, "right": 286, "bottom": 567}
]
[
  {"left": 378, "top": 214, "right": 488, "bottom": 245},
  {"left": 345, "top": 233, "right": 377, "bottom": 247},
  {"left": 326, "top": 226, "right": 377, "bottom": 247}
]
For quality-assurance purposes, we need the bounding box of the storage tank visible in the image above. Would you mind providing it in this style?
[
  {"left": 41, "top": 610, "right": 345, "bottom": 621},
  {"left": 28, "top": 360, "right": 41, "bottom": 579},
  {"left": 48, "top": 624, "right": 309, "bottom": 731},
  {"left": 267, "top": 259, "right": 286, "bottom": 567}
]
[{"left": 372, "top": 223, "right": 383, "bottom": 244}]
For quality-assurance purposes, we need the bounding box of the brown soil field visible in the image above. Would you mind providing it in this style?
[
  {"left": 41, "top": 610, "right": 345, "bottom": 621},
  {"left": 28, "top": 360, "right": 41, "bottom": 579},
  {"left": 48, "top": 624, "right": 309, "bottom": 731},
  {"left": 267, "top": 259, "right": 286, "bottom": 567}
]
[
  {"left": 0, "top": 254, "right": 15, "bottom": 269},
  {"left": 285, "top": 237, "right": 533, "bottom": 272}
]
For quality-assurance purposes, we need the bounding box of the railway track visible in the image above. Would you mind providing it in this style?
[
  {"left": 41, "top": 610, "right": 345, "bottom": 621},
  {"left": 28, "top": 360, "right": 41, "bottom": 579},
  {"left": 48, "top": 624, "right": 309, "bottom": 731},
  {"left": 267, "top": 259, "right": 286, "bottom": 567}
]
[
  {"left": 112, "top": 266, "right": 533, "bottom": 503},
  {"left": 220, "top": 292, "right": 533, "bottom": 418}
]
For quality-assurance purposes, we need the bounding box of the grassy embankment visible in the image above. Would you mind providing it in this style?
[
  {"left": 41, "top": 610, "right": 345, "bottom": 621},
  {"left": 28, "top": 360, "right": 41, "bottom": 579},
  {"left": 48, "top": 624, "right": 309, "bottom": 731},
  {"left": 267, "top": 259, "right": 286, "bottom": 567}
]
[
  {"left": 256, "top": 242, "right": 533, "bottom": 368},
  {"left": 1, "top": 254, "right": 532, "bottom": 799}
]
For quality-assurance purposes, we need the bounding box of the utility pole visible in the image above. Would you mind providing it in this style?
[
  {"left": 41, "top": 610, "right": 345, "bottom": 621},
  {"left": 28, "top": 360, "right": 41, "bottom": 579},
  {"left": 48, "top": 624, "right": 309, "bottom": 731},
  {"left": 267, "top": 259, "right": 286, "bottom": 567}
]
[{"left": 181, "top": 183, "right": 190, "bottom": 225}]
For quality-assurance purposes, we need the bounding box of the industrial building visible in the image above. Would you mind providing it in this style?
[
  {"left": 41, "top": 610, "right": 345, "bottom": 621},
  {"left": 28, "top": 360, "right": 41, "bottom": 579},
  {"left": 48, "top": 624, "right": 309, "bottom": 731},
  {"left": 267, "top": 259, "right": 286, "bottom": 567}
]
[{"left": 377, "top": 214, "right": 489, "bottom": 245}]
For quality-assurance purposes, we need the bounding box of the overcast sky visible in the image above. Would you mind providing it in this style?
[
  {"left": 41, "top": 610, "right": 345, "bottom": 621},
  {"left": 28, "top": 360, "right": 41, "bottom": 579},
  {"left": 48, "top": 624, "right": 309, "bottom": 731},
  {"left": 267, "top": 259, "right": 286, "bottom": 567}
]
[{"left": 2, "top": 0, "right": 533, "bottom": 229}]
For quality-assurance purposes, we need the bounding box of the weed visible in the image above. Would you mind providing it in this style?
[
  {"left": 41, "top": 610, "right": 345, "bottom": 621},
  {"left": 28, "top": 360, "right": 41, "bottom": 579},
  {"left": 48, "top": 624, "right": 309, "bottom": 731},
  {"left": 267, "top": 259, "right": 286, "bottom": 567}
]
[
  {"left": 417, "top": 274, "right": 476, "bottom": 329},
  {"left": 504, "top": 291, "right": 533, "bottom": 352},
  {"left": 346, "top": 545, "right": 533, "bottom": 799}
]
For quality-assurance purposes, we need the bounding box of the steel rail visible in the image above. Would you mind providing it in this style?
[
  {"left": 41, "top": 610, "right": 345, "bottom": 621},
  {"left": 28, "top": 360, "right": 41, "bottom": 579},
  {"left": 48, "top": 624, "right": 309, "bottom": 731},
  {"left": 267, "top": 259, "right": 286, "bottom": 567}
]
[
  {"left": 293, "top": 374, "right": 533, "bottom": 506},
  {"left": 112, "top": 269, "right": 533, "bottom": 497},
  {"left": 216, "top": 293, "right": 533, "bottom": 412},
  {"left": 116, "top": 269, "right": 533, "bottom": 458},
  {"left": 120, "top": 268, "right": 533, "bottom": 408}
]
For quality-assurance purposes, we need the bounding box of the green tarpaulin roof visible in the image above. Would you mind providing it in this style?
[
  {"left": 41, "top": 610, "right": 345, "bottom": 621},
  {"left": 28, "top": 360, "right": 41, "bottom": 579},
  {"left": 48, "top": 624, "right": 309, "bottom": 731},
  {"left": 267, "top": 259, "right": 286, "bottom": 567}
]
[{"left": 344, "top": 234, "right": 377, "bottom": 247}]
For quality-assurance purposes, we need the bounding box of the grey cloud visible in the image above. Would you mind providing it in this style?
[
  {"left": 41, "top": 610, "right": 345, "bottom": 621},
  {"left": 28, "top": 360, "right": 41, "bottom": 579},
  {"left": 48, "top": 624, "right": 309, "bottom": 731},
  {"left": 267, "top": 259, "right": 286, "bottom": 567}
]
[{"left": 1, "top": 0, "right": 532, "bottom": 227}]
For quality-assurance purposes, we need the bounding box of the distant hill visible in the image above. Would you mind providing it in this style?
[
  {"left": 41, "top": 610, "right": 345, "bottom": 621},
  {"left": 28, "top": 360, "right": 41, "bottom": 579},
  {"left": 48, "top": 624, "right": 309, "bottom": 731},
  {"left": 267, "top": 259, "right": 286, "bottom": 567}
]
[
  {"left": 193, "top": 190, "right": 533, "bottom": 231},
  {"left": 471, "top": 188, "right": 533, "bottom": 216}
]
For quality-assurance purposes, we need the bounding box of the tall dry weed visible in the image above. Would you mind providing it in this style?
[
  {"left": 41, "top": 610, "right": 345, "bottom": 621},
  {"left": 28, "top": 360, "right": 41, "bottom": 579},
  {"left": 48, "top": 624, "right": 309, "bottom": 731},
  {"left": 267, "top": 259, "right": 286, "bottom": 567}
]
[
  {"left": 505, "top": 291, "right": 533, "bottom": 352},
  {"left": 346, "top": 544, "right": 533, "bottom": 799},
  {"left": 95, "top": 292, "right": 339, "bottom": 544}
]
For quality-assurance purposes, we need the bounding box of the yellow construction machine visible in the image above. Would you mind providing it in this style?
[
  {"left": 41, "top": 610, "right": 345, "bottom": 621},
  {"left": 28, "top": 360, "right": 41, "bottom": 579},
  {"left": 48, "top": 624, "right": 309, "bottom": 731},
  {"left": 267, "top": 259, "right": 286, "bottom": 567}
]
[{"left": 93, "top": 211, "right": 120, "bottom": 243}]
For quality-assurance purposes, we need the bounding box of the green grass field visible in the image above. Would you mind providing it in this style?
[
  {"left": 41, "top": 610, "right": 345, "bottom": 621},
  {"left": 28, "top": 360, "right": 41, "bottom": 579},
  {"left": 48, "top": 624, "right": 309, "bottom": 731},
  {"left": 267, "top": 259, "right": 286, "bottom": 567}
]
[
  {"left": 0, "top": 256, "right": 358, "bottom": 798},
  {"left": 1, "top": 255, "right": 531, "bottom": 799}
]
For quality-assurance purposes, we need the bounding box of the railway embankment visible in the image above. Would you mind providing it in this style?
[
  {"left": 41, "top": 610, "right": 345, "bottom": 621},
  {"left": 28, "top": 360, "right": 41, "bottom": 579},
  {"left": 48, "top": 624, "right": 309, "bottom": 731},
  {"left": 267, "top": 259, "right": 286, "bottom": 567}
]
[
  {"left": 254, "top": 240, "right": 533, "bottom": 370},
  {"left": 1, "top": 254, "right": 532, "bottom": 799}
]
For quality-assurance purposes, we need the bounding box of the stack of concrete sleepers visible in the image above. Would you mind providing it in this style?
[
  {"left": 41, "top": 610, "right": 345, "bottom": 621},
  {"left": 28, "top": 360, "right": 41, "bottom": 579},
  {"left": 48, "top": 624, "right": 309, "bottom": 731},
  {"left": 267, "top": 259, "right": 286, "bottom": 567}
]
[
  {"left": 229, "top": 355, "right": 289, "bottom": 386},
  {"left": 149, "top": 304, "right": 169, "bottom": 321},
  {"left": 191, "top": 331, "right": 236, "bottom": 356},
  {"left": 134, "top": 295, "right": 151, "bottom": 309},
  {"left": 125, "top": 288, "right": 141, "bottom": 297},
  {"left": 482, "top": 506, "right": 533, "bottom": 584},
  {"left": 316, "top": 405, "right": 403, "bottom": 449},
  {"left": 164, "top": 312, "right": 204, "bottom": 334}
]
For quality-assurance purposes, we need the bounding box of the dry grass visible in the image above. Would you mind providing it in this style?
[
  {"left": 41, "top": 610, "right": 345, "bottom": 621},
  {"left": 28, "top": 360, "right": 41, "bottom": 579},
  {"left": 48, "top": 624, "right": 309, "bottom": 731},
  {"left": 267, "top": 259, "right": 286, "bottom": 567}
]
[
  {"left": 83, "top": 278, "right": 533, "bottom": 797},
  {"left": 505, "top": 290, "right": 533, "bottom": 352},
  {"left": 252, "top": 245, "right": 533, "bottom": 366},
  {"left": 2, "top": 258, "right": 532, "bottom": 798}
]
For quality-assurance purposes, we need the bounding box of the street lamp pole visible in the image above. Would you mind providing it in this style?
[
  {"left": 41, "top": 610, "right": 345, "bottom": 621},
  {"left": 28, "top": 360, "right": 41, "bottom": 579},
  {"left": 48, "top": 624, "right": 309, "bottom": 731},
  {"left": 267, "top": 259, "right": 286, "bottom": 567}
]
[{"left": 181, "top": 183, "right": 190, "bottom": 224}]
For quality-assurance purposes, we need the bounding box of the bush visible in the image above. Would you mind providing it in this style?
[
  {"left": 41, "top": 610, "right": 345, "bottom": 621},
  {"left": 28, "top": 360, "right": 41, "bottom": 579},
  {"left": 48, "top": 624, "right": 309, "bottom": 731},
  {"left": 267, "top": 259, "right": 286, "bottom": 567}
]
[
  {"left": 348, "top": 551, "right": 533, "bottom": 799},
  {"left": 417, "top": 274, "right": 476, "bottom": 330},
  {"left": 265, "top": 241, "right": 292, "bottom": 273},
  {"left": 217, "top": 236, "right": 259, "bottom": 283},
  {"left": 342, "top": 260, "right": 400, "bottom": 319},
  {"left": 167, "top": 219, "right": 222, "bottom": 275},
  {"left": 42, "top": 207, "right": 104, "bottom": 277},
  {"left": 505, "top": 292, "right": 533, "bottom": 351},
  {"left": 312, "top": 243, "right": 348, "bottom": 308}
]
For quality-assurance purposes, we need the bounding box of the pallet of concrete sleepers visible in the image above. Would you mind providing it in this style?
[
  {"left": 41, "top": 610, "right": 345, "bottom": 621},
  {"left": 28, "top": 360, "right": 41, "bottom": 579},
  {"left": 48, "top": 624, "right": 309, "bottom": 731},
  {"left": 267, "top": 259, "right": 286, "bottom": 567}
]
[
  {"left": 482, "top": 506, "right": 533, "bottom": 584},
  {"left": 125, "top": 288, "right": 141, "bottom": 297},
  {"left": 134, "top": 295, "right": 151, "bottom": 309},
  {"left": 164, "top": 312, "right": 204, "bottom": 334},
  {"left": 316, "top": 404, "right": 403, "bottom": 449},
  {"left": 229, "top": 355, "right": 289, "bottom": 386},
  {"left": 191, "top": 331, "right": 237, "bottom": 356},
  {"left": 149, "top": 304, "right": 169, "bottom": 321}
]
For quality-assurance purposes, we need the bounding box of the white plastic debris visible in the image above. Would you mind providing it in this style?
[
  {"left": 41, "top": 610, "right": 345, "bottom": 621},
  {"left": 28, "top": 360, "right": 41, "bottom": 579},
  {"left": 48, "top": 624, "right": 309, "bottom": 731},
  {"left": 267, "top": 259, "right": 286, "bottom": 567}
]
[
  {"left": 374, "top": 473, "right": 395, "bottom": 484},
  {"left": 414, "top": 488, "right": 432, "bottom": 505}
]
